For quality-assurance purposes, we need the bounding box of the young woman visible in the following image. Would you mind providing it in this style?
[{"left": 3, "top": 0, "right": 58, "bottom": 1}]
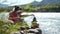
[
  {"left": 8, "top": 6, "right": 22, "bottom": 24},
  {"left": 8, "top": 6, "right": 34, "bottom": 24}
]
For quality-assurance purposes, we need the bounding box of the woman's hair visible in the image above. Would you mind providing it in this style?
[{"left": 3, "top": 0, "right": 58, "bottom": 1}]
[{"left": 13, "top": 6, "right": 22, "bottom": 12}]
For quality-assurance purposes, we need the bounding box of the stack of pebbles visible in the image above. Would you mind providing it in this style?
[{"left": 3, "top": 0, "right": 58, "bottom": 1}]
[
  {"left": 20, "top": 16, "right": 42, "bottom": 34},
  {"left": 10, "top": 16, "right": 42, "bottom": 34},
  {"left": 27, "top": 16, "right": 42, "bottom": 34}
]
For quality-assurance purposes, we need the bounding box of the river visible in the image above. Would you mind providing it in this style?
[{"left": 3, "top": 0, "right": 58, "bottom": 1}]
[{"left": 0, "top": 12, "right": 60, "bottom": 34}]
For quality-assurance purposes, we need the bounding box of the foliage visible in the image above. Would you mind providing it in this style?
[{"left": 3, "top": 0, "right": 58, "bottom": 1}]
[
  {"left": 0, "top": 20, "right": 28, "bottom": 34},
  {"left": 0, "top": 3, "right": 60, "bottom": 12},
  {"left": 40, "top": 3, "right": 60, "bottom": 9},
  {"left": 21, "top": 3, "right": 38, "bottom": 12},
  {"left": 0, "top": 8, "right": 6, "bottom": 12},
  {"left": 18, "top": 3, "right": 60, "bottom": 12},
  {"left": 0, "top": 7, "right": 12, "bottom": 12}
]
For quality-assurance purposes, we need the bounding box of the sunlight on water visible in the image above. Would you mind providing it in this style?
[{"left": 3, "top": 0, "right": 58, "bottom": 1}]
[{"left": 0, "top": 12, "right": 60, "bottom": 34}]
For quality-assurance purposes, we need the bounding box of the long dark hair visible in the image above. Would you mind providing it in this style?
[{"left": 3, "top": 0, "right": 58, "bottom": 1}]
[{"left": 14, "top": 6, "right": 22, "bottom": 12}]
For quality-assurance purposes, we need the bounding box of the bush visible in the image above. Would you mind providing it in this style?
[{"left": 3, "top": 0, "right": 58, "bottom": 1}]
[{"left": 0, "top": 20, "right": 28, "bottom": 34}]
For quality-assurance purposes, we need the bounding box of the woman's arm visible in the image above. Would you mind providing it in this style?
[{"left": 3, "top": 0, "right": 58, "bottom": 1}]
[{"left": 21, "top": 14, "right": 34, "bottom": 17}]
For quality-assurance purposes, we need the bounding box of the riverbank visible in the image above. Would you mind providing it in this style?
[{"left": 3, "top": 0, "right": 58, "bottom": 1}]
[{"left": 0, "top": 12, "right": 60, "bottom": 34}]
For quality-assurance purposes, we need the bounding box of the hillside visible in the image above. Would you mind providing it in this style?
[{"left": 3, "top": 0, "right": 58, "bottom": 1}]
[{"left": 0, "top": 0, "right": 60, "bottom": 12}]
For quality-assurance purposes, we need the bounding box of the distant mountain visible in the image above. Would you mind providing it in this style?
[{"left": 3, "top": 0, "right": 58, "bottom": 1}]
[
  {"left": 0, "top": 0, "right": 60, "bottom": 7},
  {"left": 0, "top": 4, "right": 9, "bottom": 7},
  {"left": 31, "top": 1, "right": 39, "bottom": 5},
  {"left": 40, "top": 0, "right": 60, "bottom": 5},
  {"left": 30, "top": 0, "right": 60, "bottom": 6}
]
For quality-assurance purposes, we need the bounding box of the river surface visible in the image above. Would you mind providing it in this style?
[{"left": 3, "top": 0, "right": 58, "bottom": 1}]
[{"left": 0, "top": 12, "right": 60, "bottom": 34}]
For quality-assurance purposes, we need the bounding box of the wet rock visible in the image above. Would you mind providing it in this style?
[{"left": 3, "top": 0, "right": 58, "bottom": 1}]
[{"left": 28, "top": 28, "right": 42, "bottom": 34}]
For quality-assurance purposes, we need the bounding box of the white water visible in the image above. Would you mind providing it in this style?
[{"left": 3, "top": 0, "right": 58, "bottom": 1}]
[{"left": 0, "top": 12, "right": 60, "bottom": 34}]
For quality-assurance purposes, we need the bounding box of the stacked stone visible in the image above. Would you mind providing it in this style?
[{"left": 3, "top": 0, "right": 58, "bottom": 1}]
[{"left": 10, "top": 16, "right": 42, "bottom": 34}]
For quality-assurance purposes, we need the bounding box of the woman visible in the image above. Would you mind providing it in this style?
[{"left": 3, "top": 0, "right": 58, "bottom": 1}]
[
  {"left": 8, "top": 6, "right": 34, "bottom": 24},
  {"left": 8, "top": 6, "right": 22, "bottom": 24}
]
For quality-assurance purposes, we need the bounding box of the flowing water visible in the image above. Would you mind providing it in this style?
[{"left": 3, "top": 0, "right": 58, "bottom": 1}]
[{"left": 0, "top": 12, "right": 60, "bottom": 34}]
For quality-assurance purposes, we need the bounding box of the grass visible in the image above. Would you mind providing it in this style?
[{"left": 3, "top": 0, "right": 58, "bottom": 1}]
[{"left": 0, "top": 20, "right": 29, "bottom": 34}]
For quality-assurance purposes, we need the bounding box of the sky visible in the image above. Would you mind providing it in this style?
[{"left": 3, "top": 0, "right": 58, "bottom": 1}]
[{"left": 0, "top": 0, "right": 42, "bottom": 6}]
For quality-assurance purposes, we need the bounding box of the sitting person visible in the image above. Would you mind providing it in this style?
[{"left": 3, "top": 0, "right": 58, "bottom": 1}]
[
  {"left": 8, "top": 6, "right": 23, "bottom": 24},
  {"left": 8, "top": 6, "right": 34, "bottom": 24}
]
